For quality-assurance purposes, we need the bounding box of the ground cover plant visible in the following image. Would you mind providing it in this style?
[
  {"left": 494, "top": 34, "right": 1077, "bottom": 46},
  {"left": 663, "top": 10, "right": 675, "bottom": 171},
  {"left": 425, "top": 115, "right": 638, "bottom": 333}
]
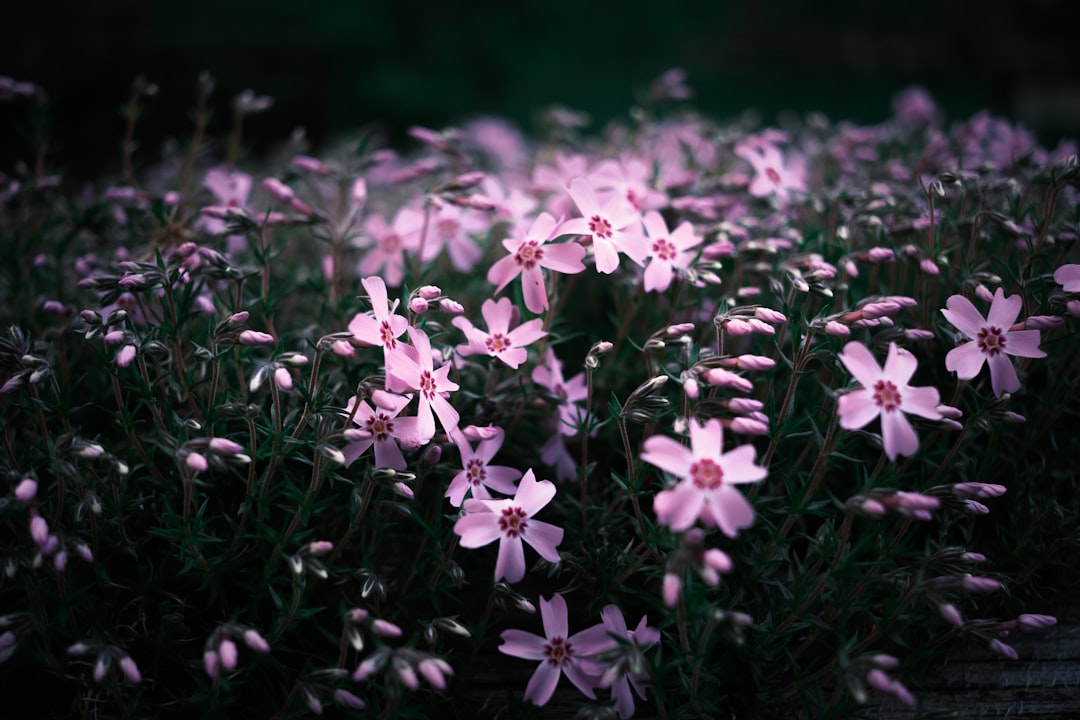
[{"left": 2, "top": 71, "right": 1079, "bottom": 719}]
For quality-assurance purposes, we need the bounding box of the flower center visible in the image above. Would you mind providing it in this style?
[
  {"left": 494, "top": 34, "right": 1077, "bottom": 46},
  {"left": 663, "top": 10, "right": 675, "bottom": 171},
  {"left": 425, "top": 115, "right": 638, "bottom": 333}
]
[
  {"left": 379, "top": 320, "right": 397, "bottom": 350},
  {"left": 485, "top": 332, "right": 510, "bottom": 354},
  {"left": 651, "top": 238, "right": 677, "bottom": 261},
  {"left": 498, "top": 506, "right": 528, "bottom": 538},
  {"left": 588, "top": 214, "right": 613, "bottom": 240},
  {"left": 514, "top": 240, "right": 544, "bottom": 270},
  {"left": 365, "top": 413, "right": 395, "bottom": 442},
  {"left": 766, "top": 167, "right": 782, "bottom": 185},
  {"left": 976, "top": 326, "right": 1006, "bottom": 356},
  {"left": 872, "top": 379, "right": 902, "bottom": 412},
  {"left": 465, "top": 458, "right": 487, "bottom": 486},
  {"left": 543, "top": 636, "right": 574, "bottom": 666},
  {"left": 419, "top": 370, "right": 436, "bottom": 400},
  {"left": 383, "top": 233, "right": 401, "bottom": 252},
  {"left": 690, "top": 458, "right": 724, "bottom": 490},
  {"left": 437, "top": 218, "right": 459, "bottom": 239}
]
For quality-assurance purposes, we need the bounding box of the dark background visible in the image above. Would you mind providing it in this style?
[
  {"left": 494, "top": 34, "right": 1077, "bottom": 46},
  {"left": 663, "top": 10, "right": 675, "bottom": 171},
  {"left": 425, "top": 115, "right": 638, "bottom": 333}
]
[{"left": 5, "top": 0, "right": 1080, "bottom": 176}]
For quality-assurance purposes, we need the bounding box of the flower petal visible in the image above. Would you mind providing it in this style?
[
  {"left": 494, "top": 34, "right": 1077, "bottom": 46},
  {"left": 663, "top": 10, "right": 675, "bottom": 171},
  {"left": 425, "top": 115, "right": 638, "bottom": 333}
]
[
  {"left": 523, "top": 661, "right": 561, "bottom": 706},
  {"left": 1003, "top": 329, "right": 1046, "bottom": 359},
  {"left": 454, "top": 513, "right": 501, "bottom": 548},
  {"left": 712, "top": 488, "right": 755, "bottom": 538},
  {"left": 495, "top": 536, "right": 526, "bottom": 583},
  {"left": 881, "top": 410, "right": 918, "bottom": 460},
  {"left": 523, "top": 519, "right": 563, "bottom": 563},
  {"left": 837, "top": 388, "right": 880, "bottom": 430},
  {"left": 499, "top": 629, "right": 547, "bottom": 660},
  {"left": 986, "top": 288, "right": 1023, "bottom": 329},
  {"left": 882, "top": 342, "right": 918, "bottom": 385},
  {"left": 945, "top": 342, "right": 986, "bottom": 380},
  {"left": 641, "top": 435, "right": 693, "bottom": 478},
  {"left": 541, "top": 594, "right": 569, "bottom": 639},
  {"left": 941, "top": 294, "right": 987, "bottom": 339},
  {"left": 838, "top": 342, "right": 883, "bottom": 389},
  {"left": 987, "top": 352, "right": 1020, "bottom": 397}
]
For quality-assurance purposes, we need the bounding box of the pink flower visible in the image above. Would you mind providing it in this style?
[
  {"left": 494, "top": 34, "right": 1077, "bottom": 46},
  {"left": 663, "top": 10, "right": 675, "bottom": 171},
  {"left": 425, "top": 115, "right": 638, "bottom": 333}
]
[
  {"left": 531, "top": 348, "right": 590, "bottom": 436},
  {"left": 341, "top": 394, "right": 421, "bottom": 470},
  {"left": 734, "top": 140, "right": 807, "bottom": 204},
  {"left": 453, "top": 469, "right": 563, "bottom": 583},
  {"left": 445, "top": 426, "right": 522, "bottom": 507},
  {"left": 640, "top": 211, "right": 702, "bottom": 292},
  {"left": 641, "top": 418, "right": 767, "bottom": 535},
  {"left": 386, "top": 327, "right": 460, "bottom": 444},
  {"left": 579, "top": 606, "right": 661, "bottom": 719},
  {"left": 487, "top": 212, "right": 587, "bottom": 314},
  {"left": 941, "top": 289, "right": 1046, "bottom": 397},
  {"left": 1054, "top": 263, "right": 1080, "bottom": 292},
  {"left": 348, "top": 276, "right": 410, "bottom": 365},
  {"left": 452, "top": 297, "right": 547, "bottom": 369},
  {"left": 837, "top": 342, "right": 942, "bottom": 460},
  {"left": 559, "top": 177, "right": 648, "bottom": 274},
  {"left": 355, "top": 207, "right": 423, "bottom": 287},
  {"left": 498, "top": 593, "right": 610, "bottom": 706}
]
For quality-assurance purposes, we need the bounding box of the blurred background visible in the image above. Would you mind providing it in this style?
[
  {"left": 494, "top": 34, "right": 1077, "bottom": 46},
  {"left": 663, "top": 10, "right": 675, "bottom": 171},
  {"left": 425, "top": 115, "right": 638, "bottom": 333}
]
[{"left": 4, "top": 0, "right": 1079, "bottom": 177}]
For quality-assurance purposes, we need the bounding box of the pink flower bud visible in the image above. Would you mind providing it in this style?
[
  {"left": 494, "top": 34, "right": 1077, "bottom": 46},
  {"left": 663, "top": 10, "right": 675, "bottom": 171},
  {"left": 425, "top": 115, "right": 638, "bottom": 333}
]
[
  {"left": 14, "top": 477, "right": 37, "bottom": 502},
  {"left": 331, "top": 339, "right": 355, "bottom": 357},
  {"left": 703, "top": 548, "right": 732, "bottom": 575},
  {"left": 962, "top": 576, "right": 1002, "bottom": 593},
  {"left": 919, "top": 258, "right": 940, "bottom": 275},
  {"left": 333, "top": 689, "right": 367, "bottom": 710},
  {"left": 209, "top": 438, "right": 244, "bottom": 455},
  {"left": 307, "top": 541, "right": 334, "bottom": 556},
  {"left": 728, "top": 397, "right": 764, "bottom": 414},
  {"left": 119, "top": 656, "right": 142, "bottom": 684},
  {"left": 116, "top": 345, "right": 136, "bottom": 367},
  {"left": 218, "top": 639, "right": 238, "bottom": 670},
  {"left": 370, "top": 389, "right": 403, "bottom": 411},
  {"left": 1024, "top": 315, "right": 1063, "bottom": 330},
  {"left": 93, "top": 655, "right": 109, "bottom": 682},
  {"left": 204, "top": 650, "right": 220, "bottom": 679},
  {"left": 238, "top": 330, "right": 275, "bottom": 345},
  {"left": 104, "top": 330, "right": 125, "bottom": 345},
  {"left": 975, "top": 284, "right": 994, "bottom": 303},
  {"left": 273, "top": 367, "right": 292, "bottom": 391},
  {"left": 746, "top": 318, "right": 775, "bottom": 335},
  {"left": 824, "top": 320, "right": 850, "bottom": 337},
  {"left": 227, "top": 311, "right": 250, "bottom": 325},
  {"left": 349, "top": 178, "right": 368, "bottom": 208},
  {"left": 1068, "top": 300, "right": 1080, "bottom": 318},
  {"left": 186, "top": 452, "right": 208, "bottom": 472},
  {"left": 866, "top": 247, "right": 896, "bottom": 263},
  {"left": 734, "top": 354, "right": 776, "bottom": 371},
  {"left": 988, "top": 639, "right": 1018, "bottom": 660},
  {"left": 662, "top": 572, "right": 682, "bottom": 608},
  {"left": 1018, "top": 614, "right": 1057, "bottom": 630},
  {"left": 905, "top": 329, "right": 935, "bottom": 341},
  {"left": 372, "top": 619, "right": 403, "bottom": 638},
  {"left": 860, "top": 301, "right": 901, "bottom": 319},
  {"left": 681, "top": 374, "right": 700, "bottom": 399},
  {"left": 866, "top": 668, "right": 893, "bottom": 693},
  {"left": 418, "top": 285, "right": 442, "bottom": 300},
  {"left": 962, "top": 499, "right": 990, "bottom": 515},
  {"left": 439, "top": 299, "right": 464, "bottom": 314},
  {"left": 54, "top": 550, "right": 68, "bottom": 571},
  {"left": 939, "top": 603, "right": 964, "bottom": 627},
  {"left": 462, "top": 424, "right": 499, "bottom": 441},
  {"left": 30, "top": 515, "right": 49, "bottom": 546},
  {"left": 262, "top": 177, "right": 295, "bottom": 203},
  {"left": 728, "top": 417, "right": 770, "bottom": 435},
  {"left": 754, "top": 307, "right": 787, "bottom": 324},
  {"left": 243, "top": 629, "right": 271, "bottom": 653},
  {"left": 723, "top": 318, "right": 753, "bottom": 336},
  {"left": 418, "top": 658, "right": 448, "bottom": 690},
  {"left": 951, "top": 482, "right": 1006, "bottom": 498},
  {"left": 409, "top": 297, "right": 429, "bottom": 314},
  {"left": 701, "top": 368, "right": 753, "bottom": 393}
]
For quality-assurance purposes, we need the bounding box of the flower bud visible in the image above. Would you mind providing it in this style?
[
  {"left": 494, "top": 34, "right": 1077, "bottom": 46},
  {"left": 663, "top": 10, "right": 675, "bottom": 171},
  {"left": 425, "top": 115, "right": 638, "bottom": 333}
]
[
  {"left": 14, "top": 477, "right": 37, "bottom": 502},
  {"left": 243, "top": 628, "right": 271, "bottom": 653},
  {"left": 238, "top": 330, "right": 275, "bottom": 346},
  {"left": 218, "top": 639, "right": 238, "bottom": 671},
  {"left": 409, "top": 297, "right": 429, "bottom": 314},
  {"left": 824, "top": 321, "right": 850, "bottom": 337},
  {"left": 119, "top": 656, "right": 142, "bottom": 684}
]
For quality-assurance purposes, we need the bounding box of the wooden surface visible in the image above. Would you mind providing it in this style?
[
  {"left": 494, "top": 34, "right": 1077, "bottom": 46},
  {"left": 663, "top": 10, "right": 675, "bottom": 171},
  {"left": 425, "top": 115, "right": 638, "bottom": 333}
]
[{"left": 869, "top": 610, "right": 1080, "bottom": 719}]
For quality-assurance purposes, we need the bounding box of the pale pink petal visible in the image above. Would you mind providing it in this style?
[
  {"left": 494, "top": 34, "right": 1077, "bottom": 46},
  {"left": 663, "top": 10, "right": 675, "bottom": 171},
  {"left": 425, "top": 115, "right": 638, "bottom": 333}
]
[
  {"left": 1003, "top": 329, "right": 1046, "bottom": 358},
  {"left": 488, "top": 254, "right": 522, "bottom": 294},
  {"left": 941, "top": 294, "right": 987, "bottom": 338},
  {"left": 430, "top": 394, "right": 460, "bottom": 435},
  {"left": 529, "top": 212, "right": 559, "bottom": 241},
  {"left": 986, "top": 288, "right": 1022, "bottom": 329},
  {"left": 945, "top": 342, "right": 986, "bottom": 380},
  {"left": 521, "top": 266, "right": 548, "bottom": 314},
  {"left": 642, "top": 210, "right": 669, "bottom": 241},
  {"left": 481, "top": 297, "right": 513, "bottom": 336},
  {"left": 900, "top": 385, "right": 942, "bottom": 419},
  {"left": 615, "top": 230, "right": 650, "bottom": 265},
  {"left": 445, "top": 472, "right": 472, "bottom": 507},
  {"left": 500, "top": 629, "right": 547, "bottom": 660},
  {"left": 541, "top": 594, "right": 569, "bottom": 638},
  {"left": 523, "top": 519, "right": 563, "bottom": 563},
  {"left": 718, "top": 444, "right": 767, "bottom": 484},
  {"left": 567, "top": 177, "right": 600, "bottom": 217},
  {"left": 372, "top": 438, "right": 407, "bottom": 470},
  {"left": 523, "top": 661, "right": 561, "bottom": 706},
  {"left": 881, "top": 410, "right": 919, "bottom": 460},
  {"left": 1054, "top": 263, "right": 1080, "bottom": 292},
  {"left": 653, "top": 483, "right": 704, "bottom": 531},
  {"left": 689, "top": 419, "right": 725, "bottom": 459},
  {"left": 495, "top": 535, "right": 526, "bottom": 582},
  {"left": 712, "top": 488, "right": 755, "bottom": 538},
  {"left": 592, "top": 237, "right": 621, "bottom": 274},
  {"left": 882, "top": 342, "right": 918, "bottom": 385},
  {"left": 347, "top": 313, "right": 381, "bottom": 345},
  {"left": 386, "top": 349, "right": 422, "bottom": 389},
  {"left": 987, "top": 352, "right": 1020, "bottom": 397},
  {"left": 507, "top": 318, "right": 547, "bottom": 348},
  {"left": 341, "top": 437, "right": 375, "bottom": 467},
  {"left": 643, "top": 259, "right": 673, "bottom": 292},
  {"left": 838, "top": 389, "right": 880, "bottom": 430},
  {"left": 539, "top": 242, "right": 587, "bottom": 273},
  {"left": 414, "top": 398, "right": 436, "bottom": 443},
  {"left": 454, "top": 513, "right": 501, "bottom": 548},
  {"left": 516, "top": 469, "right": 556, "bottom": 516},
  {"left": 838, "top": 342, "right": 883, "bottom": 389},
  {"left": 641, "top": 435, "right": 693, "bottom": 478},
  {"left": 360, "top": 276, "right": 390, "bottom": 321},
  {"left": 483, "top": 466, "right": 522, "bottom": 494}
]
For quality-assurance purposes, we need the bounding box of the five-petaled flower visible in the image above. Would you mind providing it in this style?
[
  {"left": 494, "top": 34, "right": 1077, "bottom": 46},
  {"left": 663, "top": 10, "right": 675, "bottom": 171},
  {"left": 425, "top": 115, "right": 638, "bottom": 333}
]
[
  {"left": 837, "top": 341, "right": 943, "bottom": 460},
  {"left": 640, "top": 210, "right": 702, "bottom": 292},
  {"left": 340, "top": 393, "right": 421, "bottom": 470},
  {"left": 559, "top": 177, "right": 649, "bottom": 274},
  {"left": 580, "top": 605, "right": 661, "bottom": 719},
  {"left": 348, "top": 275, "right": 410, "bottom": 369},
  {"left": 641, "top": 418, "right": 767, "bottom": 535},
  {"left": 498, "top": 593, "right": 610, "bottom": 706},
  {"left": 453, "top": 469, "right": 563, "bottom": 583},
  {"left": 445, "top": 426, "right": 522, "bottom": 507},
  {"left": 452, "top": 297, "right": 547, "bottom": 369},
  {"left": 487, "top": 212, "right": 587, "bottom": 314},
  {"left": 941, "top": 289, "right": 1046, "bottom": 397},
  {"left": 386, "top": 326, "right": 460, "bottom": 444}
]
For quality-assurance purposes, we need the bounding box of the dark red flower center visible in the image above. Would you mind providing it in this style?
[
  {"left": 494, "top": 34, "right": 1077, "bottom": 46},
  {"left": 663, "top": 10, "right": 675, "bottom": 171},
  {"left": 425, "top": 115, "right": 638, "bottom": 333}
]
[
  {"left": 543, "top": 636, "right": 574, "bottom": 666},
  {"left": 364, "top": 413, "right": 395, "bottom": 442},
  {"left": 514, "top": 240, "right": 544, "bottom": 270},
  {"left": 498, "top": 506, "right": 528, "bottom": 538},
  {"left": 379, "top": 320, "right": 397, "bottom": 350},
  {"left": 977, "top": 326, "right": 1006, "bottom": 356},
  {"left": 690, "top": 458, "right": 724, "bottom": 490},
  {"left": 873, "top": 379, "right": 902, "bottom": 412},
  {"left": 588, "top": 214, "right": 614, "bottom": 240},
  {"left": 652, "top": 238, "right": 677, "bottom": 261},
  {"left": 485, "top": 332, "right": 510, "bottom": 354},
  {"left": 465, "top": 458, "right": 487, "bottom": 486},
  {"left": 419, "top": 370, "right": 436, "bottom": 400}
]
